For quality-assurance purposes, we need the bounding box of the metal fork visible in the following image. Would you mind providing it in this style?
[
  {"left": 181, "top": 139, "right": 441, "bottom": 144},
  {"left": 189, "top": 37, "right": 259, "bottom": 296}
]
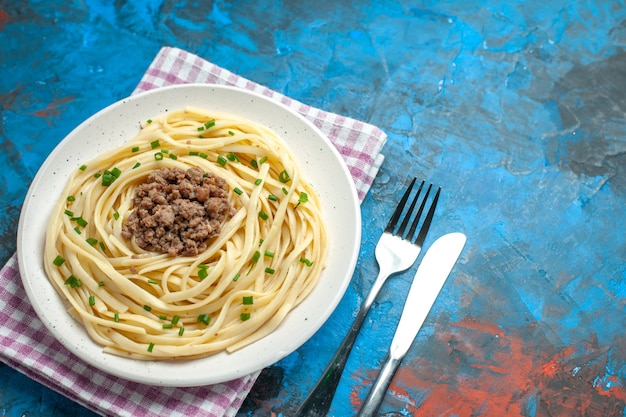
[{"left": 294, "top": 178, "right": 440, "bottom": 417}]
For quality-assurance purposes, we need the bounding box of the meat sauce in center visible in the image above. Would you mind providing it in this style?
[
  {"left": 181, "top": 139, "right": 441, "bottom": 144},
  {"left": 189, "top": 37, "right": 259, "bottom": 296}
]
[{"left": 121, "top": 167, "right": 235, "bottom": 257}]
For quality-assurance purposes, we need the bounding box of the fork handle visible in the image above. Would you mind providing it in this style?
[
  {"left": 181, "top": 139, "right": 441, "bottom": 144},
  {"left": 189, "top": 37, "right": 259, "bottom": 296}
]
[{"left": 294, "top": 272, "right": 389, "bottom": 417}]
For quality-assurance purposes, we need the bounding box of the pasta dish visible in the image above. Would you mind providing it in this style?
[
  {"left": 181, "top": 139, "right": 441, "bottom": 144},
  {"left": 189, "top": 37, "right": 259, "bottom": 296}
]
[{"left": 43, "top": 107, "right": 327, "bottom": 360}]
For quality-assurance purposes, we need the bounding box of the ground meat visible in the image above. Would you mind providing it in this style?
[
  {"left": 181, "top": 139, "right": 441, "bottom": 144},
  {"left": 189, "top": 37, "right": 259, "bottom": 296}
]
[{"left": 121, "top": 167, "right": 235, "bottom": 256}]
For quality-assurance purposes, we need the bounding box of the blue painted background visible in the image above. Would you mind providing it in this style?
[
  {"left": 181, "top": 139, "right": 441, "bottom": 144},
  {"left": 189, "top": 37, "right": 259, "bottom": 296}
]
[{"left": 1, "top": 1, "right": 625, "bottom": 416}]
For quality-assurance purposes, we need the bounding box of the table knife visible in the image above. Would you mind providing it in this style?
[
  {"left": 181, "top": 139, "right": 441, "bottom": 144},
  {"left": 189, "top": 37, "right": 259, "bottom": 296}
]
[{"left": 357, "top": 232, "right": 466, "bottom": 417}]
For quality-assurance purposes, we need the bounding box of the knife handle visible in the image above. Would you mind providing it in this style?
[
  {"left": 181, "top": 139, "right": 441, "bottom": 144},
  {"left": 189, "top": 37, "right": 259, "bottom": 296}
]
[{"left": 357, "top": 355, "right": 402, "bottom": 417}]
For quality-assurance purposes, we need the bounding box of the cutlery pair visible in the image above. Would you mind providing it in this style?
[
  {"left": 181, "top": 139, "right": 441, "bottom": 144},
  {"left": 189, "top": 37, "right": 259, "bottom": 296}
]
[{"left": 295, "top": 178, "right": 466, "bottom": 416}]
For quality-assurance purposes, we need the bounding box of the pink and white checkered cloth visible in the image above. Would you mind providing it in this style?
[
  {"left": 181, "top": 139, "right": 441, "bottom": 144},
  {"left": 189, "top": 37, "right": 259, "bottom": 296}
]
[{"left": 0, "top": 47, "right": 386, "bottom": 417}]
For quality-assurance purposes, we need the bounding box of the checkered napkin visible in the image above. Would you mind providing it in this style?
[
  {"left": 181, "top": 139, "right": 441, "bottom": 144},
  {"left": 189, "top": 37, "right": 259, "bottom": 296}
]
[{"left": 0, "top": 47, "right": 386, "bottom": 417}]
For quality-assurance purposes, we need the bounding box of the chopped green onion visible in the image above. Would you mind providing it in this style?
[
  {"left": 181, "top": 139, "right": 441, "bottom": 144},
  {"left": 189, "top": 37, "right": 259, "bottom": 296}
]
[
  {"left": 300, "top": 257, "right": 314, "bottom": 267},
  {"left": 79, "top": 164, "right": 87, "bottom": 171},
  {"left": 171, "top": 315, "right": 180, "bottom": 325},
  {"left": 143, "top": 305, "right": 152, "bottom": 312},
  {"left": 265, "top": 267, "right": 275, "bottom": 274},
  {"left": 258, "top": 211, "right": 269, "bottom": 220},
  {"left": 66, "top": 195, "right": 75, "bottom": 202},
  {"left": 114, "top": 312, "right": 119, "bottom": 322},
  {"left": 189, "top": 151, "right": 199, "bottom": 156},
  {"left": 86, "top": 237, "right": 98, "bottom": 246},
  {"left": 228, "top": 130, "right": 235, "bottom": 136},
  {"left": 259, "top": 156, "right": 268, "bottom": 165},
  {"left": 72, "top": 216, "right": 88, "bottom": 228},
  {"left": 282, "top": 187, "right": 289, "bottom": 195},
  {"left": 234, "top": 187, "right": 243, "bottom": 195},
  {"left": 204, "top": 119, "right": 216, "bottom": 129},
  {"left": 146, "top": 119, "right": 152, "bottom": 124},
  {"left": 178, "top": 327, "right": 185, "bottom": 336},
  {"left": 279, "top": 170, "right": 291, "bottom": 183},
  {"left": 254, "top": 178, "right": 262, "bottom": 186},
  {"left": 150, "top": 140, "right": 160, "bottom": 149},
  {"left": 132, "top": 162, "right": 141, "bottom": 169},
  {"left": 197, "top": 314, "right": 210, "bottom": 325},
  {"left": 64, "top": 209, "right": 74, "bottom": 217},
  {"left": 197, "top": 126, "right": 204, "bottom": 131},
  {"left": 250, "top": 159, "right": 258, "bottom": 169},
  {"left": 113, "top": 211, "right": 120, "bottom": 220},
  {"left": 295, "top": 192, "right": 309, "bottom": 208},
  {"left": 154, "top": 152, "right": 163, "bottom": 161},
  {"left": 162, "top": 323, "right": 173, "bottom": 329},
  {"left": 264, "top": 251, "right": 274, "bottom": 258},
  {"left": 217, "top": 155, "right": 227, "bottom": 166},
  {"left": 98, "top": 281, "right": 105, "bottom": 287},
  {"left": 233, "top": 273, "right": 240, "bottom": 282},
  {"left": 148, "top": 279, "right": 158, "bottom": 285},
  {"left": 198, "top": 266, "right": 209, "bottom": 280},
  {"left": 169, "top": 154, "right": 178, "bottom": 160},
  {"left": 64, "top": 275, "right": 81, "bottom": 288},
  {"left": 226, "top": 152, "right": 240, "bottom": 162},
  {"left": 243, "top": 296, "right": 253, "bottom": 305},
  {"left": 240, "top": 313, "right": 251, "bottom": 321},
  {"left": 53, "top": 255, "right": 65, "bottom": 266},
  {"left": 248, "top": 251, "right": 261, "bottom": 275},
  {"left": 89, "top": 295, "right": 95, "bottom": 306},
  {"left": 161, "top": 149, "right": 169, "bottom": 154},
  {"left": 147, "top": 342, "right": 154, "bottom": 352},
  {"left": 94, "top": 172, "right": 101, "bottom": 178},
  {"left": 131, "top": 146, "right": 140, "bottom": 152},
  {"left": 199, "top": 152, "right": 208, "bottom": 159},
  {"left": 101, "top": 170, "right": 118, "bottom": 186},
  {"left": 267, "top": 194, "right": 278, "bottom": 201},
  {"left": 74, "top": 227, "right": 81, "bottom": 235},
  {"left": 99, "top": 241, "right": 106, "bottom": 251}
]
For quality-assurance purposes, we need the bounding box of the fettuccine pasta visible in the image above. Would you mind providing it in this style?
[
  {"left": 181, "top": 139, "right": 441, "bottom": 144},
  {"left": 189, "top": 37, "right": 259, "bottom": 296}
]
[{"left": 43, "top": 107, "right": 327, "bottom": 360}]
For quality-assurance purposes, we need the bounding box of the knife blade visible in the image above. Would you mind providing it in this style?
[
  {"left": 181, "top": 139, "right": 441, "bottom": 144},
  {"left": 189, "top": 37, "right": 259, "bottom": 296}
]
[{"left": 357, "top": 232, "right": 466, "bottom": 417}]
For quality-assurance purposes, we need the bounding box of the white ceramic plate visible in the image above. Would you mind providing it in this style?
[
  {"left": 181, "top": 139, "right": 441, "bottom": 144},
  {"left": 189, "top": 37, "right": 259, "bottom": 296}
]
[{"left": 17, "top": 84, "right": 361, "bottom": 387}]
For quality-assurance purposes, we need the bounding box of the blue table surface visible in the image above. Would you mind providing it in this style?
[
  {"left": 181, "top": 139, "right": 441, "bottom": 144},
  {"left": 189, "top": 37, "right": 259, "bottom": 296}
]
[{"left": 2, "top": 1, "right": 626, "bottom": 416}]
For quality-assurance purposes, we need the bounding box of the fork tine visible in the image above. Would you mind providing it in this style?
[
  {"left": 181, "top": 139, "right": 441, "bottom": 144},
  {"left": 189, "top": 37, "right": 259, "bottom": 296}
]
[
  {"left": 412, "top": 186, "right": 440, "bottom": 246},
  {"left": 384, "top": 177, "right": 417, "bottom": 233},
  {"left": 396, "top": 181, "right": 425, "bottom": 237},
  {"left": 405, "top": 183, "right": 432, "bottom": 241}
]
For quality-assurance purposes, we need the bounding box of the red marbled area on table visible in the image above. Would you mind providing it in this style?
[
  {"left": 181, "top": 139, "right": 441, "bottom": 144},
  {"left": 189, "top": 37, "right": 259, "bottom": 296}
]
[{"left": 352, "top": 317, "right": 626, "bottom": 416}]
